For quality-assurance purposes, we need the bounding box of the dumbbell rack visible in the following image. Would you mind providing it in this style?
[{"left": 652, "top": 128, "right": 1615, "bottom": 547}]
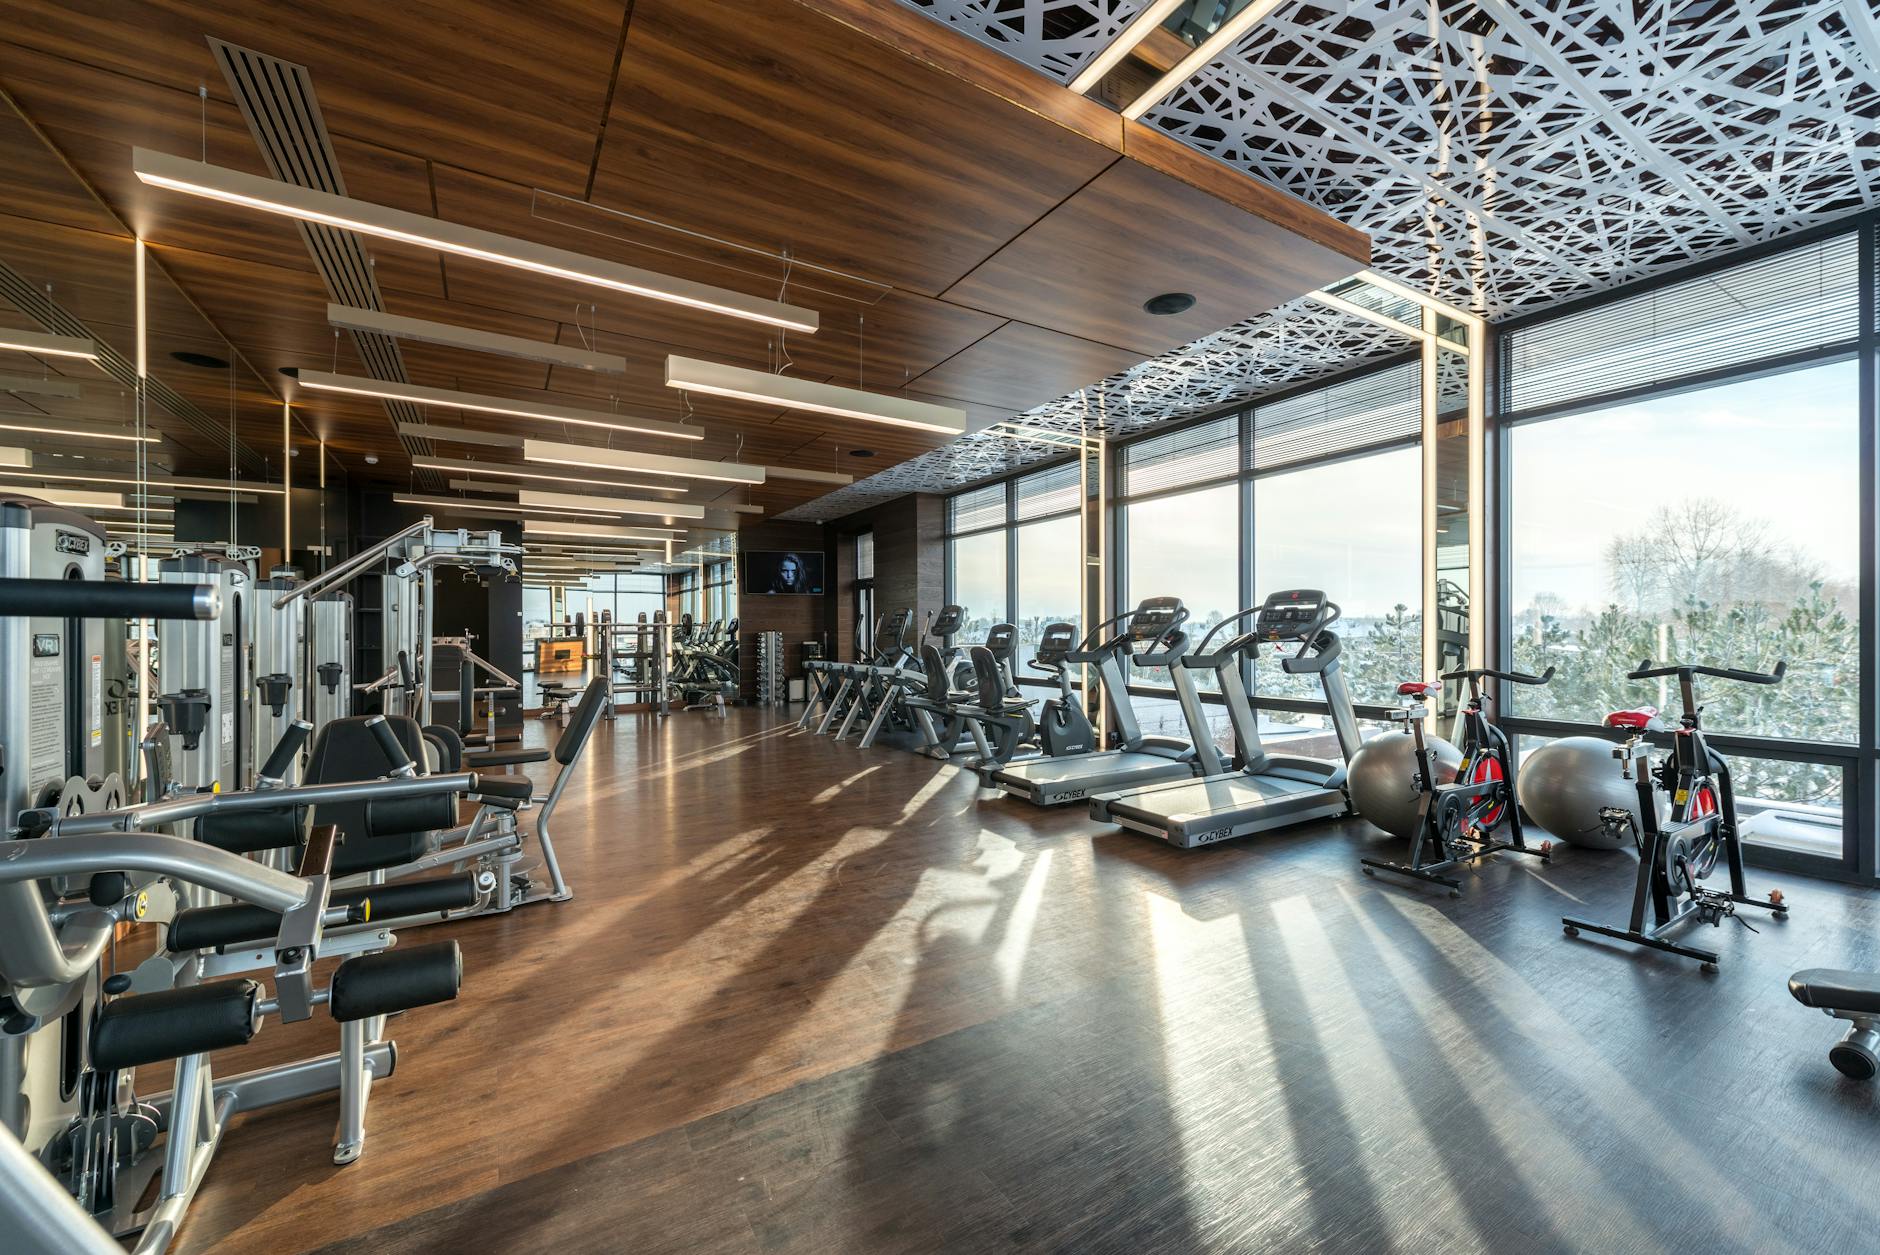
[{"left": 755, "top": 631, "right": 787, "bottom": 707}]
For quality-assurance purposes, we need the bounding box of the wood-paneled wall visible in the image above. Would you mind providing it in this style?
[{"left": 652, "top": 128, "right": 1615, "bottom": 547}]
[
  {"left": 829, "top": 493, "right": 945, "bottom": 661},
  {"left": 734, "top": 520, "right": 831, "bottom": 700}
]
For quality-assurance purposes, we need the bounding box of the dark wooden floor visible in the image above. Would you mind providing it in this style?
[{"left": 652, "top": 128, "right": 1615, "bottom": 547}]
[{"left": 172, "top": 707, "right": 1880, "bottom": 1254}]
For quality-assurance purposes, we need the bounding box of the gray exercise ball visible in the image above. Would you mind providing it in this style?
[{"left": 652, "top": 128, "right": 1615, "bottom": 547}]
[
  {"left": 1516, "top": 736, "right": 1657, "bottom": 850},
  {"left": 1348, "top": 731, "right": 1462, "bottom": 840}
]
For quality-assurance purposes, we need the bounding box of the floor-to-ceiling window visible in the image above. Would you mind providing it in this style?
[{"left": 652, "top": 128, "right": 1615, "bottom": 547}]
[
  {"left": 1252, "top": 445, "right": 1421, "bottom": 707},
  {"left": 1118, "top": 417, "right": 1240, "bottom": 743},
  {"left": 946, "top": 482, "right": 1009, "bottom": 644},
  {"left": 1501, "top": 226, "right": 1870, "bottom": 875}
]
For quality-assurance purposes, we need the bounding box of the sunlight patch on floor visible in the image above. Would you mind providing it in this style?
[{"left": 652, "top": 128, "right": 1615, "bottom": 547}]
[
  {"left": 1362, "top": 891, "right": 1801, "bottom": 1248},
  {"left": 812, "top": 765, "right": 883, "bottom": 805},
  {"left": 1338, "top": 887, "right": 1657, "bottom": 1251},
  {"left": 994, "top": 848, "right": 1053, "bottom": 1001}
]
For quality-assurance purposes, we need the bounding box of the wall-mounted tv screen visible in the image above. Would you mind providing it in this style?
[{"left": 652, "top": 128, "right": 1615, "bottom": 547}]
[{"left": 743, "top": 550, "right": 825, "bottom": 596}]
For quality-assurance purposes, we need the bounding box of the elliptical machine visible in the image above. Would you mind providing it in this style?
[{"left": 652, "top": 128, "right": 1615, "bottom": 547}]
[
  {"left": 1562, "top": 658, "right": 1791, "bottom": 971},
  {"left": 1361, "top": 666, "right": 1554, "bottom": 896}
]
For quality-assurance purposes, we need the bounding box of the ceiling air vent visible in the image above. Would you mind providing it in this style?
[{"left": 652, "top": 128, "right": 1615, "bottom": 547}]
[{"left": 210, "top": 37, "right": 438, "bottom": 483}]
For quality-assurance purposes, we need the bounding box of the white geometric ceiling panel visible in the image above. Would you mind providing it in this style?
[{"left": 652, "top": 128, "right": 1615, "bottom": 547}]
[
  {"left": 790, "top": 0, "right": 1880, "bottom": 518},
  {"left": 895, "top": 0, "right": 1154, "bottom": 82},
  {"left": 1144, "top": 0, "right": 1880, "bottom": 317},
  {"left": 778, "top": 298, "right": 1415, "bottom": 519}
]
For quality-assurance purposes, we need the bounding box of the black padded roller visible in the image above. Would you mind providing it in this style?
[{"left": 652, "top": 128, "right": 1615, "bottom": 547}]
[
  {"left": 168, "top": 875, "right": 481, "bottom": 952},
  {"left": 197, "top": 806, "right": 305, "bottom": 854},
  {"left": 331, "top": 829, "right": 429, "bottom": 877},
  {"left": 329, "top": 941, "right": 462, "bottom": 1023},
  {"left": 92, "top": 980, "right": 261, "bottom": 1071},
  {"left": 472, "top": 774, "right": 534, "bottom": 801},
  {"left": 364, "top": 792, "right": 458, "bottom": 838},
  {"left": 259, "top": 720, "right": 314, "bottom": 780},
  {"left": 365, "top": 714, "right": 413, "bottom": 771}
]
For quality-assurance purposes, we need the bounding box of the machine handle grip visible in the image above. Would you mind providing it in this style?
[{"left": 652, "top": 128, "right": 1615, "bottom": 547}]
[
  {"left": 363, "top": 715, "right": 415, "bottom": 776},
  {"left": 259, "top": 720, "right": 313, "bottom": 781},
  {"left": 395, "top": 650, "right": 415, "bottom": 689},
  {"left": 1627, "top": 659, "right": 1786, "bottom": 685},
  {"left": 0, "top": 578, "right": 219, "bottom": 621}
]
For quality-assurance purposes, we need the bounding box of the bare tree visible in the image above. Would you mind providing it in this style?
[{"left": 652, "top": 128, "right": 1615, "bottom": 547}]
[{"left": 1605, "top": 497, "right": 1819, "bottom": 613}]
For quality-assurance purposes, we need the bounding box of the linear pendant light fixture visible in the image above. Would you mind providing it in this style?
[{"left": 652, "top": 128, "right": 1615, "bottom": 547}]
[
  {"left": 396, "top": 422, "right": 524, "bottom": 448},
  {"left": 763, "top": 464, "right": 853, "bottom": 486},
  {"left": 0, "top": 469, "right": 282, "bottom": 495},
  {"left": 416, "top": 456, "right": 675, "bottom": 495},
  {"left": 0, "top": 420, "right": 160, "bottom": 445},
  {"left": 328, "top": 305, "right": 626, "bottom": 373},
  {"left": 133, "top": 149, "right": 818, "bottom": 332},
  {"left": 7, "top": 487, "right": 124, "bottom": 510},
  {"left": 522, "top": 519, "right": 675, "bottom": 543},
  {"left": 665, "top": 355, "right": 965, "bottom": 435},
  {"left": 391, "top": 493, "right": 624, "bottom": 523},
  {"left": 0, "top": 373, "right": 82, "bottom": 398},
  {"left": 1121, "top": 0, "right": 1284, "bottom": 120},
  {"left": 297, "top": 371, "right": 701, "bottom": 441},
  {"left": 0, "top": 328, "right": 99, "bottom": 360},
  {"left": 523, "top": 438, "right": 765, "bottom": 486},
  {"left": 517, "top": 489, "right": 703, "bottom": 520}
]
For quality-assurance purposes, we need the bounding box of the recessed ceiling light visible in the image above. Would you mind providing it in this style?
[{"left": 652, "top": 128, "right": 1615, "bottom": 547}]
[
  {"left": 170, "top": 350, "right": 230, "bottom": 370},
  {"left": 1143, "top": 292, "right": 1196, "bottom": 316},
  {"left": 364, "top": 454, "right": 379, "bottom": 465}
]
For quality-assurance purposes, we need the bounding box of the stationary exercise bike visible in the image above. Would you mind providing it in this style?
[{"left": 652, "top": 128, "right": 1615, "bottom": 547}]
[
  {"left": 1029, "top": 621, "right": 1097, "bottom": 757},
  {"left": 1562, "top": 659, "right": 1790, "bottom": 971},
  {"left": 1361, "top": 665, "right": 1555, "bottom": 895}
]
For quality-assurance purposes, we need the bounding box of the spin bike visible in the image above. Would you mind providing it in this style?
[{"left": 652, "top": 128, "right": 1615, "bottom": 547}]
[
  {"left": 1361, "top": 665, "right": 1555, "bottom": 895},
  {"left": 1562, "top": 659, "right": 1790, "bottom": 971}
]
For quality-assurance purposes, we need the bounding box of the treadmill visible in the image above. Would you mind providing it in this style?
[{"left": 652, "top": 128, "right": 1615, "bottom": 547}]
[
  {"left": 988, "top": 596, "right": 1220, "bottom": 806},
  {"left": 1090, "top": 589, "right": 1360, "bottom": 848}
]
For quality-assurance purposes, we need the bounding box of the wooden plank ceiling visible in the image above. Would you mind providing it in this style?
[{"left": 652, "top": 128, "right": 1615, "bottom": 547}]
[{"left": 0, "top": 0, "right": 1367, "bottom": 523}]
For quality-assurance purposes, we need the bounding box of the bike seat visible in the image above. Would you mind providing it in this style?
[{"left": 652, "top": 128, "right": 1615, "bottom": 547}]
[
  {"left": 1604, "top": 707, "right": 1663, "bottom": 731},
  {"left": 1397, "top": 681, "right": 1438, "bottom": 697},
  {"left": 1789, "top": 969, "right": 1880, "bottom": 1015}
]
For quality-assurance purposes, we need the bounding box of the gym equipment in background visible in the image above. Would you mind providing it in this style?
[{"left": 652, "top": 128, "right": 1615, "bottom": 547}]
[
  {"left": 1789, "top": 969, "right": 1880, "bottom": 1080},
  {"left": 0, "top": 569, "right": 470, "bottom": 1254},
  {"left": 1562, "top": 659, "right": 1791, "bottom": 970},
  {"left": 755, "top": 632, "right": 787, "bottom": 707},
  {"left": 989, "top": 597, "right": 1205, "bottom": 808},
  {"left": 1358, "top": 666, "right": 1554, "bottom": 895},
  {"left": 1090, "top": 590, "right": 1359, "bottom": 848},
  {"left": 1515, "top": 736, "right": 1651, "bottom": 849}
]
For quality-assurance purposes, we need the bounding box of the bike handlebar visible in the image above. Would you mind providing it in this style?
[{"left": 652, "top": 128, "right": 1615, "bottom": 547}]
[
  {"left": 1441, "top": 665, "right": 1555, "bottom": 686},
  {"left": 1627, "top": 659, "right": 1786, "bottom": 685}
]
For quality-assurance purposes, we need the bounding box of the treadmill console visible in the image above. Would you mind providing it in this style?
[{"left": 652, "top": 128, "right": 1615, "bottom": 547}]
[
  {"left": 1255, "top": 590, "right": 1329, "bottom": 642},
  {"left": 930, "top": 604, "right": 965, "bottom": 636},
  {"left": 1126, "top": 596, "right": 1187, "bottom": 641}
]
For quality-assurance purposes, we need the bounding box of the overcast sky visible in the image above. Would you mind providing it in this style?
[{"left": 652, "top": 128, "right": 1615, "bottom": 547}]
[{"left": 1510, "top": 358, "right": 1859, "bottom": 613}]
